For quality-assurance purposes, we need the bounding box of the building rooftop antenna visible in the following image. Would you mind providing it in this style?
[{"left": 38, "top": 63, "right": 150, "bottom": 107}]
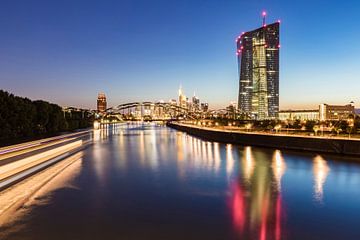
[{"left": 262, "top": 11, "right": 267, "bottom": 27}]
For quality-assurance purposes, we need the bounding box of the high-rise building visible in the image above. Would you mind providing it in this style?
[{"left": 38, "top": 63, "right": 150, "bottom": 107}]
[
  {"left": 97, "top": 93, "right": 107, "bottom": 113},
  {"left": 192, "top": 95, "right": 200, "bottom": 112},
  {"left": 178, "top": 86, "right": 187, "bottom": 110},
  {"left": 201, "top": 103, "right": 209, "bottom": 112},
  {"left": 236, "top": 13, "right": 280, "bottom": 120}
]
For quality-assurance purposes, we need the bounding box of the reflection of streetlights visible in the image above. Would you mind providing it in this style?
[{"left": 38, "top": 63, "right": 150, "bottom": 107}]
[
  {"left": 348, "top": 118, "right": 354, "bottom": 138},
  {"left": 93, "top": 121, "right": 100, "bottom": 130}
]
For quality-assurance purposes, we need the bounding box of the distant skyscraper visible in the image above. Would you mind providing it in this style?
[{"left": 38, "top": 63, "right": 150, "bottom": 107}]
[
  {"left": 97, "top": 93, "right": 107, "bottom": 113},
  {"left": 178, "top": 86, "right": 187, "bottom": 110},
  {"left": 236, "top": 13, "right": 280, "bottom": 120},
  {"left": 192, "top": 94, "right": 200, "bottom": 111},
  {"left": 201, "top": 103, "right": 209, "bottom": 112}
]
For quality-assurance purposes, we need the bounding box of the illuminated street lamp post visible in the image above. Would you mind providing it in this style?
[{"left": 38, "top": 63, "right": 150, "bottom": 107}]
[
  {"left": 348, "top": 118, "right": 354, "bottom": 138},
  {"left": 274, "top": 124, "right": 281, "bottom": 134},
  {"left": 285, "top": 120, "right": 289, "bottom": 134},
  {"left": 245, "top": 123, "right": 252, "bottom": 132},
  {"left": 313, "top": 125, "right": 320, "bottom": 136},
  {"left": 320, "top": 124, "right": 324, "bottom": 136}
]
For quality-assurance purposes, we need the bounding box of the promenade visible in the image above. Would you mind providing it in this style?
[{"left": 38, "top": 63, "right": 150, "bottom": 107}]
[{"left": 168, "top": 122, "right": 360, "bottom": 156}]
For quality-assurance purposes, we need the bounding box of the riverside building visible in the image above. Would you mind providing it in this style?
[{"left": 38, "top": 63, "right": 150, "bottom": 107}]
[{"left": 319, "top": 104, "right": 355, "bottom": 121}]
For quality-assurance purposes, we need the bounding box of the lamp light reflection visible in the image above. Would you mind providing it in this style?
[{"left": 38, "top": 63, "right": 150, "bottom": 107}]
[
  {"left": 242, "top": 147, "right": 255, "bottom": 182},
  {"left": 272, "top": 150, "right": 286, "bottom": 192},
  {"left": 313, "top": 155, "right": 330, "bottom": 203}
]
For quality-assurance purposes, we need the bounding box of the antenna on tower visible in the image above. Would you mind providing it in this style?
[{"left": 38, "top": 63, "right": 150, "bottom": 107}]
[{"left": 262, "top": 11, "right": 267, "bottom": 26}]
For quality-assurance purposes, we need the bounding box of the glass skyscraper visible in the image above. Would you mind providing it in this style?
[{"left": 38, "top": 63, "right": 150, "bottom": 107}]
[{"left": 236, "top": 21, "right": 280, "bottom": 120}]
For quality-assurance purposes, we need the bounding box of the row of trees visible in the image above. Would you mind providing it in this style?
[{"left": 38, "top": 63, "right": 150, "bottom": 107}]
[
  {"left": 0, "top": 90, "right": 93, "bottom": 144},
  {"left": 200, "top": 118, "right": 360, "bottom": 135}
]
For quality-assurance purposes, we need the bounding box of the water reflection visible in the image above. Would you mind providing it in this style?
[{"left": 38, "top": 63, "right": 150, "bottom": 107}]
[
  {"left": 213, "top": 142, "right": 221, "bottom": 172},
  {"left": 226, "top": 144, "right": 235, "bottom": 178},
  {"left": 313, "top": 155, "right": 330, "bottom": 203},
  {"left": 242, "top": 146, "right": 255, "bottom": 183},
  {"left": 272, "top": 150, "right": 286, "bottom": 192},
  {"left": 3, "top": 123, "right": 360, "bottom": 240},
  {"left": 231, "top": 148, "right": 286, "bottom": 240},
  {"left": 0, "top": 152, "right": 83, "bottom": 228},
  {"left": 174, "top": 132, "right": 224, "bottom": 177}
]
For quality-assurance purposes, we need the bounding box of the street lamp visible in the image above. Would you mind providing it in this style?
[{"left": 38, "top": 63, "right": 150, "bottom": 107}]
[
  {"left": 313, "top": 125, "right": 320, "bottom": 136},
  {"left": 274, "top": 124, "right": 281, "bottom": 134},
  {"left": 245, "top": 123, "right": 252, "bottom": 132},
  {"left": 348, "top": 118, "right": 354, "bottom": 138}
]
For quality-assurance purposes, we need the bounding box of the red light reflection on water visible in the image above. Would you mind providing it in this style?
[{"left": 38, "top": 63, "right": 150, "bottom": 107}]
[
  {"left": 230, "top": 149, "right": 286, "bottom": 239},
  {"left": 231, "top": 183, "right": 245, "bottom": 233}
]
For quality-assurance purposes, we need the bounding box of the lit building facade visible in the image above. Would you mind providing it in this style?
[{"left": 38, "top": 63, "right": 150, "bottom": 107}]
[
  {"left": 236, "top": 21, "right": 280, "bottom": 120},
  {"left": 192, "top": 95, "right": 200, "bottom": 112},
  {"left": 201, "top": 103, "right": 209, "bottom": 112},
  {"left": 97, "top": 93, "right": 107, "bottom": 113},
  {"left": 279, "top": 110, "right": 319, "bottom": 121},
  {"left": 178, "top": 86, "right": 187, "bottom": 110},
  {"left": 319, "top": 104, "right": 355, "bottom": 121}
]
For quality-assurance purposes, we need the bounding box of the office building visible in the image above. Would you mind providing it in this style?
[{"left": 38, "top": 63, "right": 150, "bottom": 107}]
[
  {"left": 319, "top": 104, "right": 355, "bottom": 121},
  {"left": 178, "top": 86, "right": 187, "bottom": 110},
  {"left": 97, "top": 93, "right": 107, "bottom": 113},
  {"left": 279, "top": 110, "right": 319, "bottom": 121},
  {"left": 236, "top": 15, "right": 280, "bottom": 120}
]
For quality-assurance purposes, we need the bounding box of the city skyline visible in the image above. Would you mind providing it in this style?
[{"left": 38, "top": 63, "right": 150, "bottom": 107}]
[{"left": 1, "top": 1, "right": 360, "bottom": 110}]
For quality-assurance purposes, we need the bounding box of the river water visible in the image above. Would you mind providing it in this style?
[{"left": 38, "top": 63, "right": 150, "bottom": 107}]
[{"left": 1, "top": 123, "right": 360, "bottom": 240}]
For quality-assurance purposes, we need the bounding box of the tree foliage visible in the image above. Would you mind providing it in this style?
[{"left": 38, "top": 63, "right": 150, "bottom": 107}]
[{"left": 0, "top": 90, "right": 92, "bottom": 143}]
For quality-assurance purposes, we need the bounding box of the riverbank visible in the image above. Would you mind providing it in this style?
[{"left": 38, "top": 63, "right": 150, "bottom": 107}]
[{"left": 167, "top": 122, "right": 360, "bottom": 156}]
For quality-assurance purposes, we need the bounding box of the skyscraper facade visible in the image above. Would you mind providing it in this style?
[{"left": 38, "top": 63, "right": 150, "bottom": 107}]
[
  {"left": 236, "top": 20, "right": 280, "bottom": 120},
  {"left": 178, "top": 86, "right": 187, "bottom": 110},
  {"left": 97, "top": 93, "right": 107, "bottom": 113}
]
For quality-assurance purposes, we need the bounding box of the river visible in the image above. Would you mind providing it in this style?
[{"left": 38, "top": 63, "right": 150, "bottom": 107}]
[{"left": 1, "top": 122, "right": 360, "bottom": 240}]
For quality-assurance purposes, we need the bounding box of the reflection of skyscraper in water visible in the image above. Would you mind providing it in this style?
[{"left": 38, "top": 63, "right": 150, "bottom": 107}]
[{"left": 230, "top": 148, "right": 286, "bottom": 240}]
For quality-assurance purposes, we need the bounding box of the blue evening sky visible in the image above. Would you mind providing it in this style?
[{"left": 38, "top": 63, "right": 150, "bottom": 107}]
[{"left": 1, "top": 0, "right": 360, "bottom": 110}]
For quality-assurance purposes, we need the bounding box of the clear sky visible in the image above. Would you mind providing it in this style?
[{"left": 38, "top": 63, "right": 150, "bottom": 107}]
[{"left": 1, "top": 0, "right": 360, "bottom": 110}]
